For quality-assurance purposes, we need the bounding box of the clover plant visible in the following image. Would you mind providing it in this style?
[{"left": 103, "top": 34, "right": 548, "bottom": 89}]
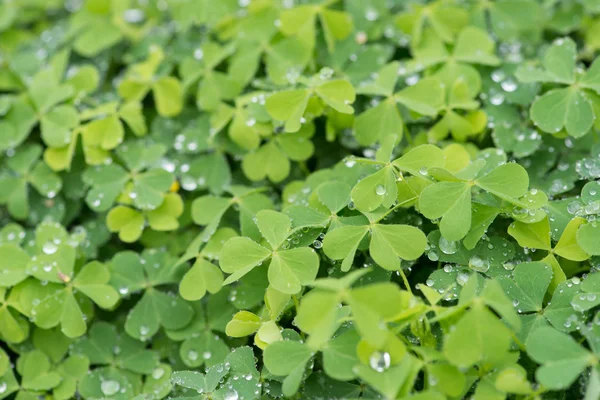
[{"left": 4, "top": 1, "right": 600, "bottom": 399}]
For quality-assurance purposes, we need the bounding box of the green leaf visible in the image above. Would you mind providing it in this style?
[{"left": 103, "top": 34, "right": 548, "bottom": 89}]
[
  {"left": 498, "top": 262, "right": 553, "bottom": 313},
  {"left": 315, "top": 80, "right": 356, "bottom": 114},
  {"left": 179, "top": 259, "right": 224, "bottom": 301},
  {"left": 419, "top": 181, "right": 471, "bottom": 241},
  {"left": 577, "top": 223, "right": 600, "bottom": 256},
  {"left": 369, "top": 224, "right": 427, "bottom": 270},
  {"left": 475, "top": 163, "right": 529, "bottom": 200},
  {"left": 554, "top": 217, "right": 589, "bottom": 261},
  {"left": 507, "top": 217, "right": 552, "bottom": 250},
  {"left": 530, "top": 88, "right": 594, "bottom": 137},
  {"left": 265, "top": 89, "right": 310, "bottom": 132},
  {"left": 527, "top": 327, "right": 594, "bottom": 390},
  {"left": 263, "top": 340, "right": 312, "bottom": 376},
  {"left": 152, "top": 76, "right": 183, "bottom": 117},
  {"left": 351, "top": 166, "right": 397, "bottom": 213},
  {"left": 268, "top": 247, "right": 319, "bottom": 294},
  {"left": 220, "top": 237, "right": 271, "bottom": 282},
  {"left": 255, "top": 210, "right": 291, "bottom": 250},
  {"left": 396, "top": 77, "right": 445, "bottom": 116},
  {"left": 444, "top": 303, "right": 513, "bottom": 368}
]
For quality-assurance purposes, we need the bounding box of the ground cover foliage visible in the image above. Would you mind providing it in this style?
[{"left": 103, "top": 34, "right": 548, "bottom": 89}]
[{"left": 3, "top": 0, "right": 600, "bottom": 399}]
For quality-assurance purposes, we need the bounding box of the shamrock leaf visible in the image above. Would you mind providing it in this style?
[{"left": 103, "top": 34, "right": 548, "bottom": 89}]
[
  {"left": 402, "top": 26, "right": 500, "bottom": 95},
  {"left": 0, "top": 143, "right": 61, "bottom": 219},
  {"left": 165, "top": 291, "right": 234, "bottom": 368},
  {"left": 72, "top": 322, "right": 160, "bottom": 399},
  {"left": 178, "top": 228, "right": 236, "bottom": 301},
  {"left": 109, "top": 249, "right": 193, "bottom": 340},
  {"left": 516, "top": 37, "right": 600, "bottom": 137},
  {"left": 527, "top": 326, "right": 596, "bottom": 390},
  {"left": 191, "top": 186, "right": 273, "bottom": 243},
  {"left": 266, "top": 76, "right": 355, "bottom": 133},
  {"left": 470, "top": 0, "right": 543, "bottom": 41},
  {"left": 106, "top": 193, "right": 184, "bottom": 243},
  {"left": 241, "top": 124, "right": 316, "bottom": 183},
  {"left": 354, "top": 64, "right": 445, "bottom": 146},
  {"left": 570, "top": 273, "right": 600, "bottom": 312},
  {"left": 220, "top": 210, "right": 319, "bottom": 294},
  {"left": 118, "top": 47, "right": 183, "bottom": 117},
  {"left": 396, "top": 2, "right": 468, "bottom": 46},
  {"left": 69, "top": 2, "right": 126, "bottom": 57},
  {"left": 278, "top": 3, "right": 353, "bottom": 52},
  {"left": 179, "top": 40, "right": 241, "bottom": 111},
  {"left": 420, "top": 162, "right": 530, "bottom": 241},
  {"left": 349, "top": 144, "right": 445, "bottom": 213},
  {"left": 0, "top": 287, "right": 29, "bottom": 344}
]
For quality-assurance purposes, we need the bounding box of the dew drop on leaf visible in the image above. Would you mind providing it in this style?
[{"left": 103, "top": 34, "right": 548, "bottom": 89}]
[
  {"left": 501, "top": 78, "right": 518, "bottom": 92},
  {"left": 101, "top": 380, "right": 120, "bottom": 396},
  {"left": 375, "top": 185, "right": 386, "bottom": 195},
  {"left": 42, "top": 241, "right": 58, "bottom": 255},
  {"left": 224, "top": 390, "right": 239, "bottom": 400},
  {"left": 0, "top": 383, "right": 6, "bottom": 394},
  {"left": 438, "top": 237, "right": 457, "bottom": 255},
  {"left": 152, "top": 368, "right": 165, "bottom": 379},
  {"left": 369, "top": 351, "right": 391, "bottom": 372},
  {"left": 187, "top": 350, "right": 198, "bottom": 361},
  {"left": 469, "top": 255, "right": 490, "bottom": 273},
  {"left": 491, "top": 69, "right": 506, "bottom": 82}
]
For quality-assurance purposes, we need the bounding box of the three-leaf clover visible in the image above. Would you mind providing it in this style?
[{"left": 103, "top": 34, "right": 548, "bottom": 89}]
[
  {"left": 420, "top": 162, "right": 530, "bottom": 241},
  {"left": 265, "top": 73, "right": 356, "bottom": 133},
  {"left": 354, "top": 63, "right": 445, "bottom": 146},
  {"left": 109, "top": 249, "right": 193, "bottom": 341},
  {"left": 71, "top": 322, "right": 160, "bottom": 399},
  {"left": 178, "top": 228, "right": 237, "bottom": 301},
  {"left": 165, "top": 291, "right": 234, "bottom": 368},
  {"left": 527, "top": 326, "right": 597, "bottom": 390},
  {"left": 0, "top": 143, "right": 61, "bottom": 219},
  {"left": 278, "top": 2, "right": 353, "bottom": 52},
  {"left": 219, "top": 210, "right": 320, "bottom": 294},
  {"left": 516, "top": 37, "right": 600, "bottom": 137},
  {"left": 118, "top": 46, "right": 183, "bottom": 117}
]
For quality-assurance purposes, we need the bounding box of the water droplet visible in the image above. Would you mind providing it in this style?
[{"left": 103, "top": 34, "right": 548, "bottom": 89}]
[
  {"left": 365, "top": 8, "right": 379, "bottom": 21},
  {"left": 501, "top": 78, "right": 518, "bottom": 92},
  {"left": 101, "top": 380, "right": 120, "bottom": 396},
  {"left": 123, "top": 8, "right": 145, "bottom": 23},
  {"left": 443, "top": 264, "right": 453, "bottom": 273},
  {"left": 152, "top": 368, "right": 165, "bottom": 379},
  {"left": 490, "top": 93, "right": 505, "bottom": 105},
  {"left": 139, "top": 325, "right": 150, "bottom": 336},
  {"left": 426, "top": 279, "right": 434, "bottom": 287},
  {"left": 512, "top": 299, "right": 520, "bottom": 307},
  {"left": 469, "top": 255, "right": 490, "bottom": 273},
  {"left": 42, "top": 241, "right": 58, "bottom": 255},
  {"left": 187, "top": 350, "right": 198, "bottom": 361},
  {"left": 456, "top": 272, "right": 469, "bottom": 286},
  {"left": 313, "top": 240, "right": 322, "bottom": 249},
  {"left": 491, "top": 69, "right": 506, "bottom": 82},
  {"left": 0, "top": 383, "right": 6, "bottom": 394},
  {"left": 438, "top": 237, "right": 457, "bottom": 255},
  {"left": 405, "top": 74, "right": 419, "bottom": 86},
  {"left": 369, "top": 351, "right": 391, "bottom": 372},
  {"left": 375, "top": 185, "right": 386, "bottom": 195},
  {"left": 224, "top": 390, "right": 239, "bottom": 400},
  {"left": 194, "top": 48, "right": 204, "bottom": 60},
  {"left": 203, "top": 351, "right": 212, "bottom": 360}
]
